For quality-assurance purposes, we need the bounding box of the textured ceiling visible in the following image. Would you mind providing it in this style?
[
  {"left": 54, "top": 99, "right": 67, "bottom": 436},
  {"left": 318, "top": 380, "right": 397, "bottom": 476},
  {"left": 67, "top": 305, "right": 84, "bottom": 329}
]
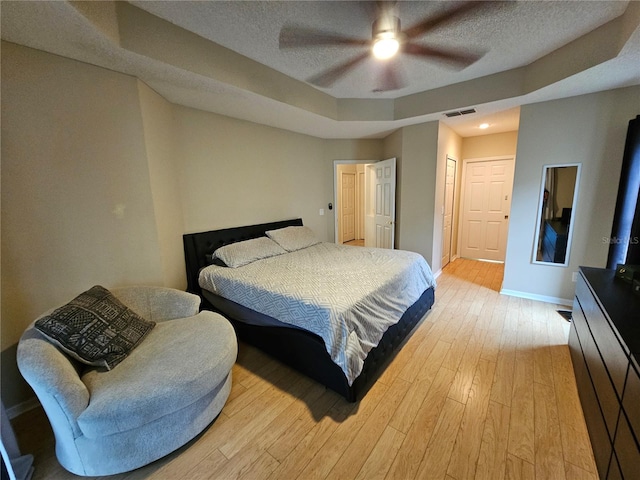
[
  {"left": 130, "top": 1, "right": 627, "bottom": 98},
  {"left": 1, "top": 1, "right": 639, "bottom": 138}
]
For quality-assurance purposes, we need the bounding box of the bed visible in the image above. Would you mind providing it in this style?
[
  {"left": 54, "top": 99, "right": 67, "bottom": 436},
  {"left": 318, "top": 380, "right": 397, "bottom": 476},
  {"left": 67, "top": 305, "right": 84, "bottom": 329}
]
[{"left": 183, "top": 218, "right": 436, "bottom": 402}]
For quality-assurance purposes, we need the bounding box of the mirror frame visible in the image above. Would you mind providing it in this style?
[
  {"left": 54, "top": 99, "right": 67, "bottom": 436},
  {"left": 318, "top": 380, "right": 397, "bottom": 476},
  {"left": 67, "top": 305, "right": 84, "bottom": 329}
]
[{"left": 531, "top": 162, "right": 582, "bottom": 267}]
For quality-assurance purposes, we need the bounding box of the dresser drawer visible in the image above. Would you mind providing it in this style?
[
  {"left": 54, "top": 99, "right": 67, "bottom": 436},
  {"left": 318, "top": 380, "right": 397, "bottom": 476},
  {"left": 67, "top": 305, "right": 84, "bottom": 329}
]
[
  {"left": 572, "top": 297, "right": 620, "bottom": 437},
  {"left": 570, "top": 323, "right": 613, "bottom": 479},
  {"left": 571, "top": 268, "right": 640, "bottom": 480},
  {"left": 576, "top": 277, "right": 629, "bottom": 398},
  {"left": 614, "top": 409, "right": 640, "bottom": 480},
  {"left": 569, "top": 319, "right": 584, "bottom": 364},
  {"left": 607, "top": 453, "right": 622, "bottom": 480},
  {"left": 622, "top": 360, "right": 639, "bottom": 446}
]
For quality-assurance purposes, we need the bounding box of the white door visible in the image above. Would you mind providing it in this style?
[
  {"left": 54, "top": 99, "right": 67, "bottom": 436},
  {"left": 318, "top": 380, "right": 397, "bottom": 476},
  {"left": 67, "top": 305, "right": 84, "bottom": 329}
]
[
  {"left": 366, "top": 157, "right": 396, "bottom": 249},
  {"left": 442, "top": 157, "right": 456, "bottom": 267},
  {"left": 357, "top": 168, "right": 365, "bottom": 240},
  {"left": 459, "top": 157, "right": 514, "bottom": 261},
  {"left": 341, "top": 171, "right": 356, "bottom": 243}
]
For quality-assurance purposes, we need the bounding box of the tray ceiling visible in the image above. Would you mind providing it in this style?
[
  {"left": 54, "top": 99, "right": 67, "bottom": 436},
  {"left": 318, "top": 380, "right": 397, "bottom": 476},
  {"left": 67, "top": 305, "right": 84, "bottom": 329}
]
[{"left": 2, "top": 1, "right": 639, "bottom": 138}]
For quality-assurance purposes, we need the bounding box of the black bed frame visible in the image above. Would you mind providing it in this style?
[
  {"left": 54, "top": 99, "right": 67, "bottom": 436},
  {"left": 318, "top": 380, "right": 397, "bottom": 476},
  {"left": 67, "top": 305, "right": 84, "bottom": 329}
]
[{"left": 183, "top": 218, "right": 435, "bottom": 402}]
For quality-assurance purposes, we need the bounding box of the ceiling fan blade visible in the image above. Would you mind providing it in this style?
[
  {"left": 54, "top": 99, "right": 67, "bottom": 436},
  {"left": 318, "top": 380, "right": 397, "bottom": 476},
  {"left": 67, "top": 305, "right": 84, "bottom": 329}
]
[
  {"left": 307, "top": 52, "right": 370, "bottom": 88},
  {"left": 374, "top": 61, "right": 407, "bottom": 92},
  {"left": 403, "top": 42, "right": 485, "bottom": 69},
  {"left": 279, "top": 26, "right": 369, "bottom": 49},
  {"left": 402, "top": 1, "right": 491, "bottom": 39}
]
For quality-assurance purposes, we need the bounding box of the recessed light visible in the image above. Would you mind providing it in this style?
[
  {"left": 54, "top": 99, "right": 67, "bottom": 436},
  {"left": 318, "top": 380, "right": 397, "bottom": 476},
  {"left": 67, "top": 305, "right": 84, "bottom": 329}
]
[{"left": 479, "top": 123, "right": 490, "bottom": 129}]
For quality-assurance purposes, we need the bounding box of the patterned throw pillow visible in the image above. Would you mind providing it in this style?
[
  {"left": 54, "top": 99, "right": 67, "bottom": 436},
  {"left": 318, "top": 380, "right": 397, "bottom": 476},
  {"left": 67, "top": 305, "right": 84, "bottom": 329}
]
[
  {"left": 35, "top": 285, "right": 155, "bottom": 370},
  {"left": 266, "top": 226, "right": 321, "bottom": 252}
]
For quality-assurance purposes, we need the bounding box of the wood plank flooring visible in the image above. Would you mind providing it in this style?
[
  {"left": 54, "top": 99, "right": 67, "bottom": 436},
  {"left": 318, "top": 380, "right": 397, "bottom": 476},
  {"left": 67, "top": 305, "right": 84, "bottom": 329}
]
[
  {"left": 343, "top": 239, "right": 365, "bottom": 247},
  {"left": 11, "top": 258, "right": 597, "bottom": 480}
]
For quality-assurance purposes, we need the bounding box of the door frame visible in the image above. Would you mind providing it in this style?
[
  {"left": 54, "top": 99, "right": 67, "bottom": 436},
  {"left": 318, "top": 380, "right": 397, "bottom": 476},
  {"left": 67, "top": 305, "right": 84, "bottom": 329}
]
[
  {"left": 457, "top": 155, "right": 515, "bottom": 262},
  {"left": 442, "top": 156, "right": 457, "bottom": 268}
]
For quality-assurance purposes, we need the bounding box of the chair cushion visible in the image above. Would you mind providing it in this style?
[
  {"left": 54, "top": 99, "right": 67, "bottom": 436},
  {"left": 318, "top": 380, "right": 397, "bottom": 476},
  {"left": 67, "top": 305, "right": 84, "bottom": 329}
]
[
  {"left": 77, "top": 311, "right": 236, "bottom": 438},
  {"left": 34, "top": 285, "right": 155, "bottom": 370}
]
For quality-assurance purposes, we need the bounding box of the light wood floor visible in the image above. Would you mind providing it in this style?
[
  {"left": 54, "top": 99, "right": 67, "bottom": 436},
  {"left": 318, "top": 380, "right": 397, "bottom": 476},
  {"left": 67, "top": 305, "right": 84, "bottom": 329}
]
[
  {"left": 343, "top": 239, "right": 365, "bottom": 247},
  {"left": 12, "top": 258, "right": 597, "bottom": 480}
]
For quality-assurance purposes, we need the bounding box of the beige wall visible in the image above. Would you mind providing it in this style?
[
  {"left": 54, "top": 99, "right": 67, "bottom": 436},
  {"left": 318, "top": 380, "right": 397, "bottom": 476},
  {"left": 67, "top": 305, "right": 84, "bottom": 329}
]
[
  {"left": 434, "top": 124, "right": 463, "bottom": 274},
  {"left": 382, "top": 128, "right": 518, "bottom": 276},
  {"left": 174, "top": 106, "right": 327, "bottom": 237},
  {"left": 461, "top": 131, "right": 519, "bottom": 160},
  {"left": 385, "top": 122, "right": 440, "bottom": 264},
  {"left": 1, "top": 43, "right": 166, "bottom": 407},
  {"left": 138, "top": 82, "right": 187, "bottom": 289},
  {"left": 174, "top": 108, "right": 383, "bottom": 243},
  {"left": 503, "top": 86, "right": 640, "bottom": 303},
  {"left": 380, "top": 121, "right": 461, "bottom": 273},
  {"left": 1, "top": 43, "right": 166, "bottom": 347}
]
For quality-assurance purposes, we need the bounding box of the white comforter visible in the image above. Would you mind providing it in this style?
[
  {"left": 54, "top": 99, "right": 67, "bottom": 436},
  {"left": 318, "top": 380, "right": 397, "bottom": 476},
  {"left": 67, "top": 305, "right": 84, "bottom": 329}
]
[{"left": 199, "top": 243, "right": 436, "bottom": 384}]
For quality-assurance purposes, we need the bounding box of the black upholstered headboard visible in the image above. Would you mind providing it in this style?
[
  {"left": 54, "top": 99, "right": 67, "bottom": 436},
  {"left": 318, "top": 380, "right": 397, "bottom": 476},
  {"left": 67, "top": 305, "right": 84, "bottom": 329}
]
[{"left": 182, "top": 218, "right": 303, "bottom": 295}]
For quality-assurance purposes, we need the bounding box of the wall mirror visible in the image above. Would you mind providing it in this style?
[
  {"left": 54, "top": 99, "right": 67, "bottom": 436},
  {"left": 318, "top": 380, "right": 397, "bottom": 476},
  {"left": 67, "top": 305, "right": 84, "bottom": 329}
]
[{"left": 532, "top": 163, "right": 581, "bottom": 266}]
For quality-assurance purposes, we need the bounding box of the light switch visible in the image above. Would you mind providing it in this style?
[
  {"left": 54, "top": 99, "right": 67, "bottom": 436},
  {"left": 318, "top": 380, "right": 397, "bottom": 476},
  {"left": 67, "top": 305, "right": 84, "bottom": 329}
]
[{"left": 319, "top": 209, "right": 325, "bottom": 216}]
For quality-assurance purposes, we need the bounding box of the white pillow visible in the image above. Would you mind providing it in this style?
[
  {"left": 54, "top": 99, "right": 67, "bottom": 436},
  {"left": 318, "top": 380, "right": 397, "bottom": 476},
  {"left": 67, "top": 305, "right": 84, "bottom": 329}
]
[
  {"left": 213, "top": 237, "right": 287, "bottom": 268},
  {"left": 266, "top": 226, "right": 321, "bottom": 252}
]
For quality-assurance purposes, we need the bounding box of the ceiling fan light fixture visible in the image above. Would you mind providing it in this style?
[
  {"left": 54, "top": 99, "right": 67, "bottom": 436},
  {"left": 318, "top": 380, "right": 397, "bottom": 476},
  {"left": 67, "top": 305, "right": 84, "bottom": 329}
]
[
  {"left": 373, "top": 35, "right": 400, "bottom": 59},
  {"left": 372, "top": 15, "right": 401, "bottom": 60}
]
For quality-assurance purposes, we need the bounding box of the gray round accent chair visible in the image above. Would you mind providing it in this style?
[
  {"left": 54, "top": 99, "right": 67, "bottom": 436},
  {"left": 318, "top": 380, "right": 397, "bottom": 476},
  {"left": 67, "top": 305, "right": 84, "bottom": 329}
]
[{"left": 17, "top": 286, "right": 237, "bottom": 476}]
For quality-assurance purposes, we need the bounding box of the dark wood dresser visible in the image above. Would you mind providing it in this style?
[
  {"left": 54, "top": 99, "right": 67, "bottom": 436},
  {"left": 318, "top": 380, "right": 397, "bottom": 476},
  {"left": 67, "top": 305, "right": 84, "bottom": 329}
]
[{"left": 569, "top": 267, "right": 640, "bottom": 479}]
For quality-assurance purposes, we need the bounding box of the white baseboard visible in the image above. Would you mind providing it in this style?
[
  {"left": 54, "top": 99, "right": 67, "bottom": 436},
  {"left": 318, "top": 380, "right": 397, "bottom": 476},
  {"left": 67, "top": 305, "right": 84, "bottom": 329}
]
[
  {"left": 500, "top": 288, "right": 573, "bottom": 307},
  {"left": 6, "top": 397, "right": 40, "bottom": 420},
  {"left": 433, "top": 268, "right": 443, "bottom": 279}
]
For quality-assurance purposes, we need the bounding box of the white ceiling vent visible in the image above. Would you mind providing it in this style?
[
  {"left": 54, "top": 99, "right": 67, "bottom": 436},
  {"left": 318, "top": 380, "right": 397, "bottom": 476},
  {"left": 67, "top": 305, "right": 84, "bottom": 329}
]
[{"left": 444, "top": 108, "right": 477, "bottom": 117}]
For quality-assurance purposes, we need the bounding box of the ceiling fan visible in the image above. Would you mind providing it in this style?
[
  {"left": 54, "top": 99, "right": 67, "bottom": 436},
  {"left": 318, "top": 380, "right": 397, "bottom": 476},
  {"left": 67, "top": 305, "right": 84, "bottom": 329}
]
[{"left": 279, "top": 1, "right": 493, "bottom": 92}]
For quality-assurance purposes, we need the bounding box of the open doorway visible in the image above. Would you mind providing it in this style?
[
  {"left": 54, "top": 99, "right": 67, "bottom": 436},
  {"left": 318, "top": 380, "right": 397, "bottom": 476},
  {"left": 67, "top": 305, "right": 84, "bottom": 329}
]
[
  {"left": 439, "top": 108, "right": 520, "bottom": 289},
  {"left": 336, "top": 163, "right": 366, "bottom": 245},
  {"left": 334, "top": 158, "right": 397, "bottom": 248}
]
